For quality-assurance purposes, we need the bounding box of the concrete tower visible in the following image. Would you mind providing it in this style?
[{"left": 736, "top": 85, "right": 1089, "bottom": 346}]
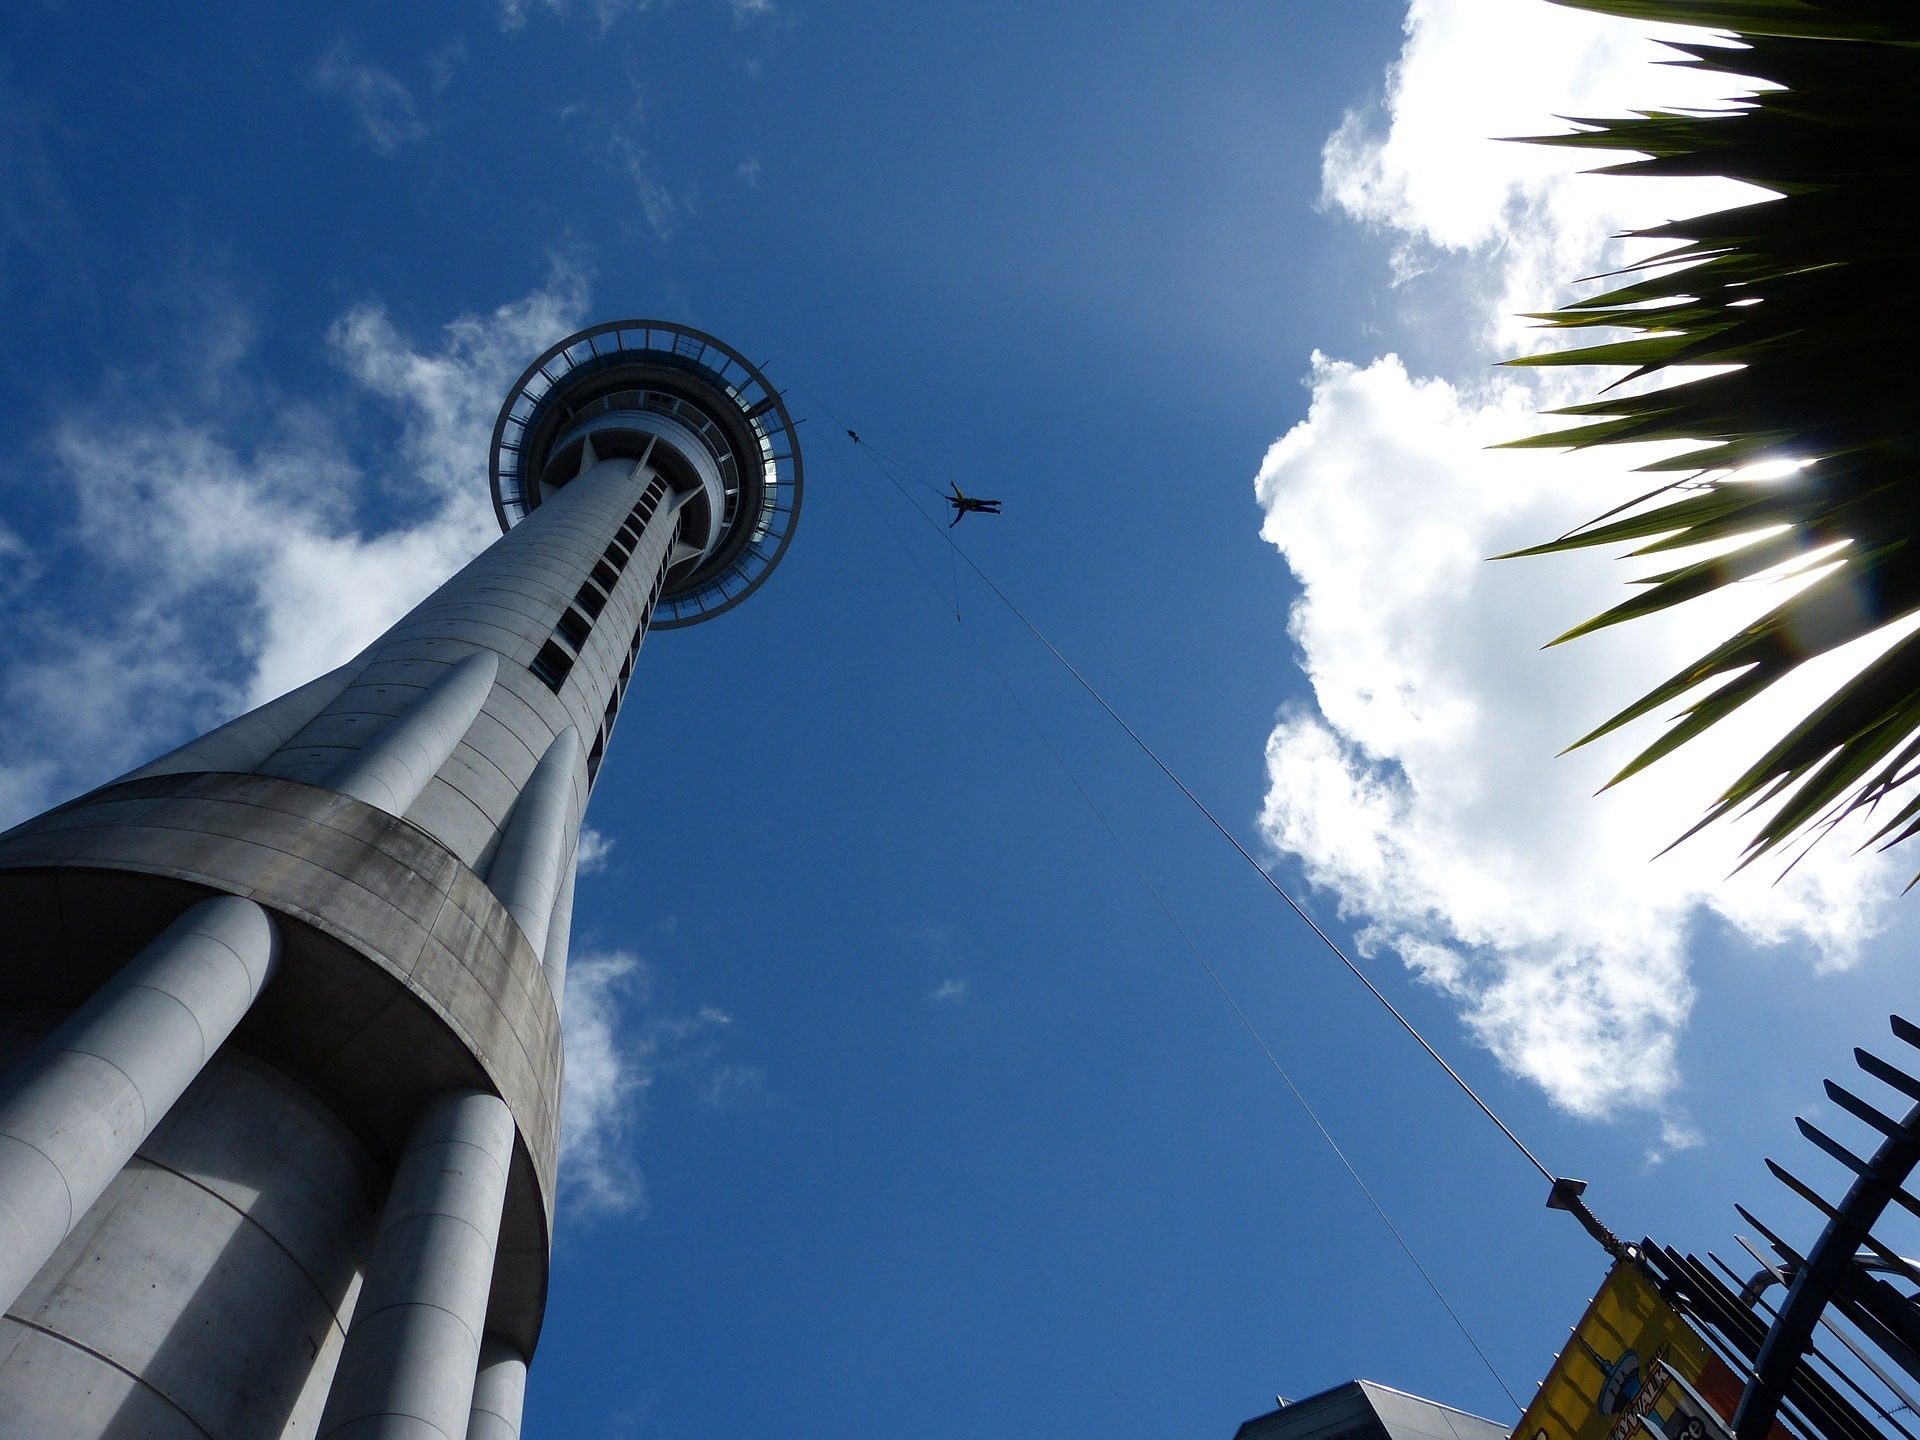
[{"left": 0, "top": 320, "right": 803, "bottom": 1439}]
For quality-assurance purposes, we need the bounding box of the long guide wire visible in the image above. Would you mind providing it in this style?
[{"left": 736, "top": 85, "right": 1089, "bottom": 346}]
[
  {"left": 840, "top": 421, "right": 1558, "bottom": 1186},
  {"left": 824, "top": 407, "right": 1526, "bottom": 1411}
]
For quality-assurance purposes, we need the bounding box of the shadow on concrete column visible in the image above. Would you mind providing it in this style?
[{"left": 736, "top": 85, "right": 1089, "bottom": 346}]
[
  {"left": 0, "top": 894, "right": 281, "bottom": 1316},
  {"left": 318, "top": 1087, "right": 515, "bottom": 1440}
]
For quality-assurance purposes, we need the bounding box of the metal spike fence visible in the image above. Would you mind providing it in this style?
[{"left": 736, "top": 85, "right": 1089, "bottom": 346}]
[{"left": 1637, "top": 1017, "right": 1920, "bottom": 1440}]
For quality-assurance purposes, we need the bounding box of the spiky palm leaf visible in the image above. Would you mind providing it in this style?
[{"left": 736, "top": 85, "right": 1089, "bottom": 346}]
[{"left": 1504, "top": 0, "right": 1920, "bottom": 871}]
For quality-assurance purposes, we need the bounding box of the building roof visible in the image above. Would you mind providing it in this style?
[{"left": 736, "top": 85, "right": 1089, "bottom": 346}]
[{"left": 1233, "top": 1380, "right": 1511, "bottom": 1440}]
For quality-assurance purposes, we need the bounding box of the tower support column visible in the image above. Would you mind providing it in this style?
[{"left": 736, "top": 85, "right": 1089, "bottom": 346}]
[
  {"left": 0, "top": 893, "right": 281, "bottom": 1314},
  {"left": 465, "top": 1334, "right": 529, "bottom": 1440},
  {"left": 487, "top": 725, "right": 583, "bottom": 957},
  {"left": 330, "top": 649, "right": 500, "bottom": 817},
  {"left": 318, "top": 1087, "right": 516, "bottom": 1440},
  {"left": 541, "top": 851, "right": 579, "bottom": 1012}
]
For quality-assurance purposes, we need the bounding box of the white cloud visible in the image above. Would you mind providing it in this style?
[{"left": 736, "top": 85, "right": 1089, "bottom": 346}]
[
  {"left": 312, "top": 42, "right": 429, "bottom": 154},
  {"left": 330, "top": 270, "right": 586, "bottom": 500},
  {"left": 558, "top": 951, "right": 653, "bottom": 1216},
  {"left": 1258, "top": 0, "right": 1902, "bottom": 1123},
  {"left": 608, "top": 132, "right": 681, "bottom": 241},
  {"left": 558, "top": 951, "right": 739, "bottom": 1218},
  {"left": 495, "top": 0, "right": 654, "bottom": 35},
  {"left": 0, "top": 520, "right": 36, "bottom": 603},
  {"left": 931, "top": 978, "right": 967, "bottom": 1004},
  {"left": 575, "top": 825, "right": 614, "bottom": 875},
  {"left": 426, "top": 39, "right": 469, "bottom": 94},
  {"left": 0, "top": 270, "right": 587, "bottom": 825},
  {"left": 698, "top": 1063, "right": 762, "bottom": 1107},
  {"left": 1322, "top": 0, "right": 1765, "bottom": 354}
]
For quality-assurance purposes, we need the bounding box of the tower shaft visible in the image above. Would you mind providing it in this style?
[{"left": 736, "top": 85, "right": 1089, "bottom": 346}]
[{"left": 0, "top": 320, "right": 803, "bottom": 1438}]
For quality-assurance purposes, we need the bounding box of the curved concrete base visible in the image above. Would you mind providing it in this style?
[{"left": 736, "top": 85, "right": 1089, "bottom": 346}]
[{"left": 0, "top": 771, "right": 563, "bottom": 1362}]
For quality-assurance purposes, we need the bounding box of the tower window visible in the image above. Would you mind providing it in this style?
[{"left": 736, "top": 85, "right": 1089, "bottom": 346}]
[
  {"left": 630, "top": 479, "right": 666, "bottom": 530},
  {"left": 574, "top": 582, "right": 607, "bottom": 619},
  {"left": 556, "top": 607, "right": 592, "bottom": 651},
  {"left": 530, "top": 640, "right": 574, "bottom": 692}
]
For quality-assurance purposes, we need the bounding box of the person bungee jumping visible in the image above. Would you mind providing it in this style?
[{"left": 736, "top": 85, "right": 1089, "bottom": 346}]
[
  {"left": 946, "top": 484, "right": 1002, "bottom": 527},
  {"left": 844, "top": 428, "right": 1000, "bottom": 527}
]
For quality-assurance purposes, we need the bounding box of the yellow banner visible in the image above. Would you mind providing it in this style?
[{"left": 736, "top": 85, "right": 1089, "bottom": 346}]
[{"left": 1517, "top": 1262, "right": 1761, "bottom": 1440}]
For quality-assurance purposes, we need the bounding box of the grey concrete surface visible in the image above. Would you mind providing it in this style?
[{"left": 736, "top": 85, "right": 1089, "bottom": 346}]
[
  {"left": 252, "top": 454, "right": 674, "bottom": 874},
  {"left": 0, "top": 1320, "right": 202, "bottom": 1438},
  {"left": 0, "top": 894, "right": 279, "bottom": 1316},
  {"left": 0, "top": 775, "right": 564, "bottom": 1329},
  {"left": 122, "top": 663, "right": 361, "bottom": 784},
  {"left": 465, "top": 1335, "right": 527, "bottom": 1440},
  {"left": 0, "top": 1048, "right": 380, "bottom": 1439},
  {"left": 553, "top": 410, "right": 721, "bottom": 554},
  {"left": 318, "top": 1089, "right": 514, "bottom": 1440}
]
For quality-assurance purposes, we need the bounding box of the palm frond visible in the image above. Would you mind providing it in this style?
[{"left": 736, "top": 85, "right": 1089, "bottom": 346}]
[{"left": 1514, "top": 0, "right": 1920, "bottom": 871}]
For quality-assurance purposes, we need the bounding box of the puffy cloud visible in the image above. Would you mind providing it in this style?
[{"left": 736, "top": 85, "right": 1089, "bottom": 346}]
[
  {"left": 0, "top": 270, "right": 587, "bottom": 825},
  {"left": 1257, "top": 356, "right": 1895, "bottom": 1119},
  {"left": 1257, "top": 0, "right": 1901, "bottom": 1121},
  {"left": 328, "top": 269, "right": 588, "bottom": 513},
  {"left": 1322, "top": 0, "right": 1765, "bottom": 352}
]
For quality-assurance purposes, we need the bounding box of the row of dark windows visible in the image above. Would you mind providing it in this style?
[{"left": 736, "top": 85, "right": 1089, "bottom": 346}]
[
  {"left": 529, "top": 476, "right": 671, "bottom": 694},
  {"left": 585, "top": 560, "right": 670, "bottom": 786}
]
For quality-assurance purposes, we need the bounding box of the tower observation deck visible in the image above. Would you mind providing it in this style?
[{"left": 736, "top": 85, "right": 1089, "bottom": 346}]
[{"left": 0, "top": 320, "right": 801, "bottom": 1440}]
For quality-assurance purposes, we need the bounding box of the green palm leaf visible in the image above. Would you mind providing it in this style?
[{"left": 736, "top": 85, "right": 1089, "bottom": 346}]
[{"left": 1515, "top": 0, "right": 1920, "bottom": 873}]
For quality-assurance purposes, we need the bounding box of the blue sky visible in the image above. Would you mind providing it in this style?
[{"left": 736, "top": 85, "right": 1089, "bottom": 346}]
[{"left": 7, "top": 1, "right": 1920, "bottom": 1437}]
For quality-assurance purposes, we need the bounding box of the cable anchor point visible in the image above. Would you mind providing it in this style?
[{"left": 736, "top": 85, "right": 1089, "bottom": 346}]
[{"left": 1546, "top": 1176, "right": 1634, "bottom": 1262}]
